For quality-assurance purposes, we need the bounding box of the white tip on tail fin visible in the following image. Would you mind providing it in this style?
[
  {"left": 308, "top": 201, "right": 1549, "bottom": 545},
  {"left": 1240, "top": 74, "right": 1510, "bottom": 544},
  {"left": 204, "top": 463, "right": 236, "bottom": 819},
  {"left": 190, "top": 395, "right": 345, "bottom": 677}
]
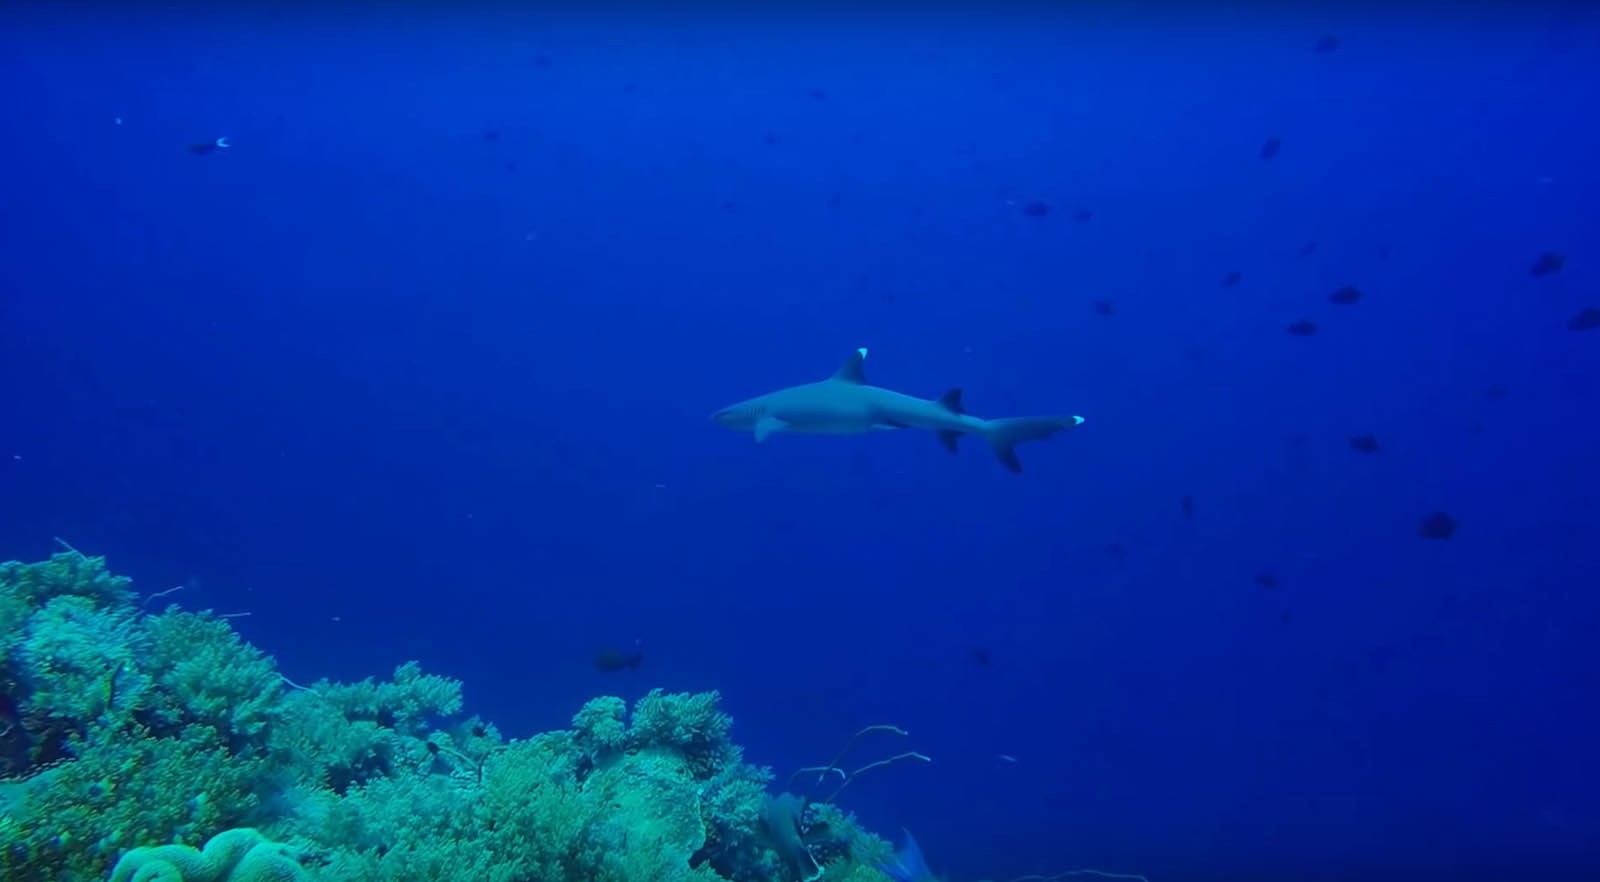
[{"left": 983, "top": 415, "right": 1085, "bottom": 473}]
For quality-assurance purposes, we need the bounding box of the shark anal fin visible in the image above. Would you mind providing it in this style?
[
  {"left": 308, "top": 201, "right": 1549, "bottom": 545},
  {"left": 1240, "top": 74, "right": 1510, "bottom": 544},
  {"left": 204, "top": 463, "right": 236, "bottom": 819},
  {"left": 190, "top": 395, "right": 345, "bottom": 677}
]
[
  {"left": 937, "top": 430, "right": 961, "bottom": 454},
  {"left": 996, "top": 447, "right": 1023, "bottom": 472},
  {"left": 936, "top": 387, "right": 964, "bottom": 414},
  {"left": 754, "top": 415, "right": 787, "bottom": 442},
  {"left": 832, "top": 348, "right": 868, "bottom": 384}
]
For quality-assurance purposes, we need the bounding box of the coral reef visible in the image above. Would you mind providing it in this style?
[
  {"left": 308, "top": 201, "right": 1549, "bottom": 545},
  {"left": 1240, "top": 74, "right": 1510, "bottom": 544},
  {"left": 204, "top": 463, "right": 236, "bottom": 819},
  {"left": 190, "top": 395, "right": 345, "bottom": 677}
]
[{"left": 0, "top": 551, "right": 894, "bottom": 882}]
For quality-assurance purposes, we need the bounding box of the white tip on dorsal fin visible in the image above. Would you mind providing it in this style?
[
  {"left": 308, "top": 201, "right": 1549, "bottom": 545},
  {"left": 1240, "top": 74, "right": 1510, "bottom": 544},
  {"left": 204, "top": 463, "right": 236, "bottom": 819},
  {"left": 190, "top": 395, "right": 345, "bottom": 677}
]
[{"left": 833, "top": 347, "right": 868, "bottom": 384}]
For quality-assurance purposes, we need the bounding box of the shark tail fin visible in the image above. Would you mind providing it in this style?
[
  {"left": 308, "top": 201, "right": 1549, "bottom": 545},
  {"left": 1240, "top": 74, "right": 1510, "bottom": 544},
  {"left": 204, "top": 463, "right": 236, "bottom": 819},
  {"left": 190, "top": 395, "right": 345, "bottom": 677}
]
[
  {"left": 982, "top": 415, "right": 1085, "bottom": 473},
  {"left": 877, "top": 829, "right": 933, "bottom": 882}
]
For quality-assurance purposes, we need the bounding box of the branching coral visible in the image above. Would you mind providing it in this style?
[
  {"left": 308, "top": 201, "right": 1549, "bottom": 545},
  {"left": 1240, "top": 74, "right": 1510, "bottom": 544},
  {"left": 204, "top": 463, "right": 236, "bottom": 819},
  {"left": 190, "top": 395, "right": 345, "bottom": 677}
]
[{"left": 0, "top": 550, "right": 915, "bottom": 882}]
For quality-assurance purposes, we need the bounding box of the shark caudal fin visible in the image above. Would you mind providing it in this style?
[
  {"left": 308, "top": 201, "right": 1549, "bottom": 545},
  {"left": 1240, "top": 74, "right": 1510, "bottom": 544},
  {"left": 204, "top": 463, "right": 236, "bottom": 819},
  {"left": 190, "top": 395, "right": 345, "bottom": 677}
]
[{"left": 982, "top": 415, "right": 1085, "bottom": 473}]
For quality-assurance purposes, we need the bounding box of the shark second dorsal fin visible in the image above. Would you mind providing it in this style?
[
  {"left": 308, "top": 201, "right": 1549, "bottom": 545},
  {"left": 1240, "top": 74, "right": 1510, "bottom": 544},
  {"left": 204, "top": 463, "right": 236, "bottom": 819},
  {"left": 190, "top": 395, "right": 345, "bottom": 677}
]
[{"left": 833, "top": 347, "right": 868, "bottom": 384}]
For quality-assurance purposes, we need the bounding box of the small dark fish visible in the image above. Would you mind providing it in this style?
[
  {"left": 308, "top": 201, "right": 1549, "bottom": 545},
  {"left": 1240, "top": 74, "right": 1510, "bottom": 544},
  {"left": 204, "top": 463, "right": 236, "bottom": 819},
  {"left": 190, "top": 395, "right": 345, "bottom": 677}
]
[
  {"left": 1181, "top": 494, "right": 1194, "bottom": 520},
  {"left": 1328, "top": 285, "right": 1362, "bottom": 305},
  {"left": 1260, "top": 137, "right": 1282, "bottom": 159},
  {"left": 763, "top": 132, "right": 778, "bottom": 145},
  {"left": 1286, "top": 319, "right": 1318, "bottom": 336},
  {"left": 1298, "top": 241, "right": 1317, "bottom": 257},
  {"left": 482, "top": 129, "right": 501, "bottom": 141},
  {"left": 1378, "top": 244, "right": 1392, "bottom": 259},
  {"left": 470, "top": 723, "right": 487, "bottom": 737},
  {"left": 970, "top": 647, "right": 992, "bottom": 669},
  {"left": 1568, "top": 308, "right": 1600, "bottom": 332},
  {"left": 1021, "top": 201, "right": 1051, "bottom": 217},
  {"left": 533, "top": 54, "right": 551, "bottom": 68},
  {"left": 1313, "top": 35, "right": 1340, "bottom": 53},
  {"left": 1348, "top": 434, "right": 1380, "bottom": 453},
  {"left": 808, "top": 88, "right": 827, "bottom": 100},
  {"left": 1073, "top": 208, "right": 1094, "bottom": 222},
  {"left": 1254, "top": 570, "right": 1280, "bottom": 590},
  {"left": 1092, "top": 299, "right": 1115, "bottom": 316},
  {"left": 1418, "top": 512, "right": 1458, "bottom": 540},
  {"left": 623, "top": 82, "right": 637, "bottom": 93},
  {"left": 1221, "top": 271, "right": 1242, "bottom": 287},
  {"left": 425, "top": 741, "right": 440, "bottom": 755},
  {"left": 1483, "top": 384, "right": 1509, "bottom": 401},
  {"left": 593, "top": 646, "right": 643, "bottom": 673},
  {"left": 1530, "top": 252, "right": 1565, "bottom": 277},
  {"left": 1279, "top": 610, "right": 1292, "bottom": 626}
]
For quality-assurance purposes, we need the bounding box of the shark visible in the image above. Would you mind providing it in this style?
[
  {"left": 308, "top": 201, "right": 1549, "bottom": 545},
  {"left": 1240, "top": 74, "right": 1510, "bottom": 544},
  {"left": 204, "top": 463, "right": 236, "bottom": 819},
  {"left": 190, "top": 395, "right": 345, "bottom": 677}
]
[{"left": 711, "top": 348, "right": 1085, "bottom": 473}]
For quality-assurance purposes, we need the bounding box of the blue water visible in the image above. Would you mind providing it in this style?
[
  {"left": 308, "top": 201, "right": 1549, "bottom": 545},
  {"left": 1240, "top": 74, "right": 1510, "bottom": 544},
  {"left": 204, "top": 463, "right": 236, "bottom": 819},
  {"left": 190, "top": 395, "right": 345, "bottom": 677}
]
[{"left": 4, "top": 5, "right": 1598, "bottom": 880}]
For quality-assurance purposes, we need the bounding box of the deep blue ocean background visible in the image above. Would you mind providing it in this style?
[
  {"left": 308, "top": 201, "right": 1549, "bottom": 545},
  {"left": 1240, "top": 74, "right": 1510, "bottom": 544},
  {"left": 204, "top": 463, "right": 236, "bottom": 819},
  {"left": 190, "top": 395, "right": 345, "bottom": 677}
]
[{"left": 3, "top": 4, "right": 1599, "bottom": 880}]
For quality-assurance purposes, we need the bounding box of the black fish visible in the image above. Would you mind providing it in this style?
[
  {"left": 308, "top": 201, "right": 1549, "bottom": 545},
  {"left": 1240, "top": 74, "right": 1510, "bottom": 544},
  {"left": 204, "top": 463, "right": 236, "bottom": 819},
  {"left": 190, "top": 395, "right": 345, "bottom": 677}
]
[
  {"left": 1260, "top": 137, "right": 1282, "bottom": 159},
  {"left": 1286, "top": 319, "right": 1318, "bottom": 336},
  {"left": 1328, "top": 285, "right": 1362, "bottom": 305},
  {"left": 808, "top": 88, "right": 827, "bottom": 100},
  {"left": 482, "top": 129, "right": 501, "bottom": 141},
  {"left": 1348, "top": 434, "right": 1380, "bottom": 453},
  {"left": 593, "top": 646, "right": 643, "bottom": 673},
  {"left": 1254, "top": 570, "right": 1280, "bottom": 590},
  {"left": 1313, "top": 35, "right": 1340, "bottom": 53},
  {"left": 1181, "top": 494, "right": 1194, "bottom": 520},
  {"left": 1298, "top": 241, "right": 1317, "bottom": 257},
  {"left": 1418, "top": 512, "right": 1458, "bottom": 540},
  {"left": 1530, "top": 252, "right": 1565, "bottom": 277},
  {"left": 1021, "top": 201, "right": 1051, "bottom": 217},
  {"left": 1221, "top": 271, "right": 1242, "bottom": 287},
  {"left": 763, "top": 132, "right": 778, "bottom": 145},
  {"left": 1073, "top": 208, "right": 1094, "bottom": 222},
  {"left": 970, "top": 647, "right": 992, "bottom": 668},
  {"left": 1568, "top": 308, "right": 1600, "bottom": 332},
  {"left": 1483, "top": 384, "right": 1509, "bottom": 401},
  {"left": 187, "top": 138, "right": 229, "bottom": 155},
  {"left": 1092, "top": 299, "right": 1115, "bottom": 316}
]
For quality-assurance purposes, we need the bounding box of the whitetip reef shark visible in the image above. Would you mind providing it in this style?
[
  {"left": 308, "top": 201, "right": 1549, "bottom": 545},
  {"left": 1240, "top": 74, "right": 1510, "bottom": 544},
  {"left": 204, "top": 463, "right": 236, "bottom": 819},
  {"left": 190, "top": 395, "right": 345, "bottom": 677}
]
[{"left": 711, "top": 348, "right": 1085, "bottom": 473}]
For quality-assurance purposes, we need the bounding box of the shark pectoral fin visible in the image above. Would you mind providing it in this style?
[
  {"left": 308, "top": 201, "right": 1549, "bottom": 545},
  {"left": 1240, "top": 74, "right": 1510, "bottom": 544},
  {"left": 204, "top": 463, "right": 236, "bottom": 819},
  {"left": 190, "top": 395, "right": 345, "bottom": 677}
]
[
  {"left": 754, "top": 415, "right": 787, "bottom": 442},
  {"left": 937, "top": 430, "right": 961, "bottom": 454}
]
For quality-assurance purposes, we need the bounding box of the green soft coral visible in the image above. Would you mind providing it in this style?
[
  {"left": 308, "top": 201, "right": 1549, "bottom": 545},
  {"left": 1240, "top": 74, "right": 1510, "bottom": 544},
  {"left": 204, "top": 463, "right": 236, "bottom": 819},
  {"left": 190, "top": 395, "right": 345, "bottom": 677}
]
[
  {"left": 15, "top": 595, "right": 148, "bottom": 728},
  {"left": 140, "top": 610, "right": 283, "bottom": 742},
  {"left": 571, "top": 695, "right": 628, "bottom": 757},
  {"left": 0, "top": 552, "right": 135, "bottom": 611},
  {"left": 629, "top": 688, "right": 738, "bottom": 777},
  {"left": 267, "top": 661, "right": 463, "bottom": 794},
  {"left": 4, "top": 723, "right": 270, "bottom": 882},
  {"left": 107, "top": 828, "right": 307, "bottom": 882},
  {"left": 0, "top": 550, "right": 909, "bottom": 882}
]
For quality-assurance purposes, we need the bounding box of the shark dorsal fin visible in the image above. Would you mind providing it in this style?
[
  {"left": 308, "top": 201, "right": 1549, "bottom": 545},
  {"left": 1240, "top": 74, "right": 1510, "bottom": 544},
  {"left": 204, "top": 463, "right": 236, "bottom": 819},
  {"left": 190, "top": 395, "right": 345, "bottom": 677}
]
[
  {"left": 936, "top": 387, "right": 964, "bottom": 413},
  {"left": 832, "top": 347, "right": 869, "bottom": 384}
]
